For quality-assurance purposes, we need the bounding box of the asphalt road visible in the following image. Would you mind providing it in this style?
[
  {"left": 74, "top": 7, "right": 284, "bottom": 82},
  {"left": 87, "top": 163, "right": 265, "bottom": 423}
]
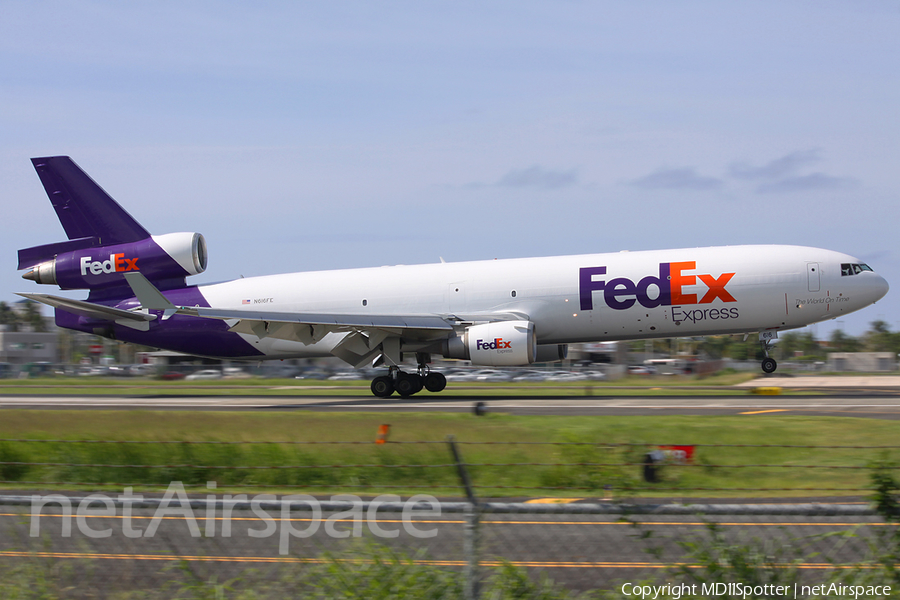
[
  {"left": 3, "top": 392, "right": 900, "bottom": 419},
  {"left": 0, "top": 501, "right": 881, "bottom": 595}
]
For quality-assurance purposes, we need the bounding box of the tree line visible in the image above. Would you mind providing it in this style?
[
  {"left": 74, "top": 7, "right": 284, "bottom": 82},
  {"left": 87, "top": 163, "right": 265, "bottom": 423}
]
[
  {"left": 0, "top": 301, "right": 48, "bottom": 333},
  {"left": 696, "top": 320, "right": 900, "bottom": 362}
]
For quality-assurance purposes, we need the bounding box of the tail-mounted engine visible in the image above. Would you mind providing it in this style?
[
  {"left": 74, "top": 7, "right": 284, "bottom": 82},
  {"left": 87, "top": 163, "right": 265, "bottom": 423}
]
[{"left": 19, "top": 232, "right": 207, "bottom": 290}]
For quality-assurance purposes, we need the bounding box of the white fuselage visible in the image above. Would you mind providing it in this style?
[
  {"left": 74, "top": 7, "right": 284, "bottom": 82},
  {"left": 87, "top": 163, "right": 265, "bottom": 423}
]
[{"left": 196, "top": 245, "right": 888, "bottom": 360}]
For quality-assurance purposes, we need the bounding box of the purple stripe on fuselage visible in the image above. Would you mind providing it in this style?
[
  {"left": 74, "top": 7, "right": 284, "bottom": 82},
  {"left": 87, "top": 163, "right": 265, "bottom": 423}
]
[{"left": 55, "top": 285, "right": 264, "bottom": 359}]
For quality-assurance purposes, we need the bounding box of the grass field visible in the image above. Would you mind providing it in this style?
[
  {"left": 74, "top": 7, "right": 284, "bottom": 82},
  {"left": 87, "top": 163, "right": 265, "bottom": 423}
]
[{"left": 0, "top": 409, "right": 897, "bottom": 499}]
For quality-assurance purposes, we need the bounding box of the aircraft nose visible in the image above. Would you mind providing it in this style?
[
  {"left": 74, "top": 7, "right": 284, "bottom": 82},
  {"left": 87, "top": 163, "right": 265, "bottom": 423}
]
[{"left": 870, "top": 274, "right": 890, "bottom": 303}]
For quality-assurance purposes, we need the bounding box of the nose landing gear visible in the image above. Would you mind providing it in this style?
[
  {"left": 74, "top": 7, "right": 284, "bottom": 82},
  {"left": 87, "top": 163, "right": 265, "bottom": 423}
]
[{"left": 760, "top": 338, "right": 777, "bottom": 373}]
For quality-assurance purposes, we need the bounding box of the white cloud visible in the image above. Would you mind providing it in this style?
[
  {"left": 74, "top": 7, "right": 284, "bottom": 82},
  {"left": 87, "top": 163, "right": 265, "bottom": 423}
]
[
  {"left": 496, "top": 165, "right": 578, "bottom": 190},
  {"left": 629, "top": 167, "right": 722, "bottom": 191},
  {"left": 729, "top": 149, "right": 822, "bottom": 180}
]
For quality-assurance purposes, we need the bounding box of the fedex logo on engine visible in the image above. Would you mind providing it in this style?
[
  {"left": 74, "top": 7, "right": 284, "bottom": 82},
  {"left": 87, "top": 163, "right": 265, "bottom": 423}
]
[
  {"left": 80, "top": 254, "right": 140, "bottom": 276},
  {"left": 477, "top": 338, "right": 512, "bottom": 352},
  {"left": 579, "top": 262, "right": 736, "bottom": 311}
]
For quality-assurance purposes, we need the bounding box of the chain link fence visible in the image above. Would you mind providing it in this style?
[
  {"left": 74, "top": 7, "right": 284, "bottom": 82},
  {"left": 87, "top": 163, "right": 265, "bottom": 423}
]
[{"left": 1, "top": 437, "right": 899, "bottom": 598}]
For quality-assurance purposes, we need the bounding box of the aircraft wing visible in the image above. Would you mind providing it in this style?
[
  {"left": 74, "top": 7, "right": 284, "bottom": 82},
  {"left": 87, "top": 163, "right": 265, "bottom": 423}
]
[
  {"left": 181, "top": 306, "right": 458, "bottom": 367},
  {"left": 179, "top": 306, "right": 455, "bottom": 331},
  {"left": 122, "top": 272, "right": 456, "bottom": 366},
  {"left": 121, "top": 272, "right": 528, "bottom": 367}
]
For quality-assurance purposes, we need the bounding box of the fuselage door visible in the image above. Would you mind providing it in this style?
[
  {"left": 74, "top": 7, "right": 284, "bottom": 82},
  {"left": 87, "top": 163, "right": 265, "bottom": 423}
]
[{"left": 807, "top": 263, "right": 820, "bottom": 293}]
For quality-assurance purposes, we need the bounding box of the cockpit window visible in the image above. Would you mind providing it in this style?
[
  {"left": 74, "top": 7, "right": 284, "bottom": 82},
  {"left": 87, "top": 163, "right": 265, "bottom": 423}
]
[{"left": 842, "top": 263, "right": 874, "bottom": 276}]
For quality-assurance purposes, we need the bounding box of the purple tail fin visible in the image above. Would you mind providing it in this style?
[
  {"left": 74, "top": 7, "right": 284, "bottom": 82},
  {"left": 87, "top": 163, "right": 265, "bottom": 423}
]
[
  {"left": 21, "top": 156, "right": 206, "bottom": 300},
  {"left": 31, "top": 156, "right": 150, "bottom": 244}
]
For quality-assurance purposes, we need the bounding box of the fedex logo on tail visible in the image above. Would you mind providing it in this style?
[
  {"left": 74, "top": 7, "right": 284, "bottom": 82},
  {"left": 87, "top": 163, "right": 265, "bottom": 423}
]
[
  {"left": 80, "top": 253, "right": 139, "bottom": 276},
  {"left": 579, "top": 262, "right": 736, "bottom": 311}
]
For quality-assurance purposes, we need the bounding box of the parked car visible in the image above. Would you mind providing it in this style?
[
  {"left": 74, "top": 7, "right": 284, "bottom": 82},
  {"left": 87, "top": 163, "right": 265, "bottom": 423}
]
[
  {"left": 444, "top": 369, "right": 479, "bottom": 382},
  {"left": 223, "top": 367, "right": 251, "bottom": 379},
  {"left": 511, "top": 370, "right": 548, "bottom": 382},
  {"left": 106, "top": 365, "right": 131, "bottom": 377},
  {"left": 327, "top": 371, "right": 363, "bottom": 381},
  {"left": 127, "top": 364, "right": 156, "bottom": 377},
  {"left": 545, "top": 371, "right": 589, "bottom": 382},
  {"left": 77, "top": 366, "right": 108, "bottom": 377},
  {"left": 294, "top": 369, "right": 330, "bottom": 380},
  {"left": 185, "top": 369, "right": 222, "bottom": 381},
  {"left": 472, "top": 369, "right": 513, "bottom": 382},
  {"left": 158, "top": 371, "right": 186, "bottom": 380},
  {"left": 581, "top": 370, "right": 607, "bottom": 381}
]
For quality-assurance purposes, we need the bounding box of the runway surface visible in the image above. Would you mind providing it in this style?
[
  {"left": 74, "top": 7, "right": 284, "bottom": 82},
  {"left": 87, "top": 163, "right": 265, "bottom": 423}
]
[
  {"left": 0, "top": 501, "right": 881, "bottom": 593},
  {"left": 3, "top": 392, "right": 900, "bottom": 418}
]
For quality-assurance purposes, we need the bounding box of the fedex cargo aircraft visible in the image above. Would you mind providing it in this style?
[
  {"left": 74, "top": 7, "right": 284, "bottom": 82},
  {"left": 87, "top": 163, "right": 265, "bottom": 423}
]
[{"left": 18, "top": 157, "right": 889, "bottom": 397}]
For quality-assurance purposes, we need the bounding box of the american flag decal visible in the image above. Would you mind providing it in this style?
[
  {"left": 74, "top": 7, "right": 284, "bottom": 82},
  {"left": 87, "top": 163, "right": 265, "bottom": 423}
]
[{"left": 242, "top": 299, "right": 251, "bottom": 305}]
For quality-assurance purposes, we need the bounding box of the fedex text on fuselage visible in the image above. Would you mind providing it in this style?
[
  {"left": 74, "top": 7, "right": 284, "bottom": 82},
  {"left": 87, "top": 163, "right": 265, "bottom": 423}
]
[{"left": 579, "top": 261, "right": 736, "bottom": 311}]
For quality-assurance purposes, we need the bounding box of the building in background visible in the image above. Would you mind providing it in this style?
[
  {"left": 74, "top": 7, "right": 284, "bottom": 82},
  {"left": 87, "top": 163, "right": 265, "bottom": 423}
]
[
  {"left": 0, "top": 327, "right": 57, "bottom": 365},
  {"left": 827, "top": 352, "right": 897, "bottom": 372}
]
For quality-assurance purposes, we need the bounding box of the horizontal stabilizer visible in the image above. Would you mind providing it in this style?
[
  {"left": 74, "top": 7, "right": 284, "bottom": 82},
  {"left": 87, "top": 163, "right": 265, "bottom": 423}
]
[
  {"left": 31, "top": 156, "right": 150, "bottom": 244},
  {"left": 16, "top": 293, "right": 156, "bottom": 323},
  {"left": 17, "top": 236, "right": 101, "bottom": 270}
]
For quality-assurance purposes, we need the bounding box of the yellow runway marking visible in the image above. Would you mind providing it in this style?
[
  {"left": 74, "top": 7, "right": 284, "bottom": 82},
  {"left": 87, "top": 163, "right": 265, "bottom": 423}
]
[
  {"left": 524, "top": 498, "right": 584, "bottom": 504},
  {"left": 2, "top": 513, "right": 883, "bottom": 528},
  {"left": 740, "top": 409, "right": 789, "bottom": 414},
  {"left": 0, "top": 551, "right": 880, "bottom": 570}
]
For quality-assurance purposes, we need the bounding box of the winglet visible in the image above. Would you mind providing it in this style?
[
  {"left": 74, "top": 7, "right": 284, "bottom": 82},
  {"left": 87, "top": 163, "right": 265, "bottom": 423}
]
[{"left": 123, "top": 272, "right": 177, "bottom": 319}]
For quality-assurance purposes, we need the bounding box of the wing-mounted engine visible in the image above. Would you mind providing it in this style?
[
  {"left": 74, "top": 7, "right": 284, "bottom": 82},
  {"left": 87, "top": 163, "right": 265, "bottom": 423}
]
[
  {"left": 443, "top": 320, "right": 537, "bottom": 366},
  {"left": 19, "top": 232, "right": 207, "bottom": 291}
]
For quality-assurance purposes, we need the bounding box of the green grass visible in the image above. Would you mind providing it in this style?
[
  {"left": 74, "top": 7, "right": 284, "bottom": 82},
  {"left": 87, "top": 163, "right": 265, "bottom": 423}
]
[{"left": 0, "top": 410, "right": 898, "bottom": 498}]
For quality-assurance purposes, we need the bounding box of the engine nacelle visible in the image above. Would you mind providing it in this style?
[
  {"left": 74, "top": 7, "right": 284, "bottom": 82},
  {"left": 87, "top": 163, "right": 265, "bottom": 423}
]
[
  {"left": 20, "top": 232, "right": 207, "bottom": 290},
  {"left": 443, "top": 320, "right": 537, "bottom": 366}
]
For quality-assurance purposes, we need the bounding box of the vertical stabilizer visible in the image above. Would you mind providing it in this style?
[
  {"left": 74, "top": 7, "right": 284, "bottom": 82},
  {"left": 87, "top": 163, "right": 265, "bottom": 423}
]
[{"left": 31, "top": 156, "right": 150, "bottom": 244}]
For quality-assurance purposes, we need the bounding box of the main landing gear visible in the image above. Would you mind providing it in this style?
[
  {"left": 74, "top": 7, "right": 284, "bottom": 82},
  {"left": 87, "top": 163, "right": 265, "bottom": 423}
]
[
  {"left": 370, "top": 355, "right": 447, "bottom": 398},
  {"left": 760, "top": 338, "right": 777, "bottom": 374}
]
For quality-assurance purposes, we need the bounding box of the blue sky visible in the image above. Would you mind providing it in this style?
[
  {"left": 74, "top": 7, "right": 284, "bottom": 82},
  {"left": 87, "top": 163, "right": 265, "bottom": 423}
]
[{"left": 2, "top": 1, "right": 898, "bottom": 336}]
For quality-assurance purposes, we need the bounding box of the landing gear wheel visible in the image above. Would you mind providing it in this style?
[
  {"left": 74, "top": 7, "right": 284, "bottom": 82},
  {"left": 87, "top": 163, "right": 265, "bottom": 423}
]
[
  {"left": 395, "top": 372, "right": 423, "bottom": 397},
  {"left": 371, "top": 376, "right": 394, "bottom": 398},
  {"left": 761, "top": 357, "right": 777, "bottom": 374},
  {"left": 423, "top": 372, "right": 447, "bottom": 393}
]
